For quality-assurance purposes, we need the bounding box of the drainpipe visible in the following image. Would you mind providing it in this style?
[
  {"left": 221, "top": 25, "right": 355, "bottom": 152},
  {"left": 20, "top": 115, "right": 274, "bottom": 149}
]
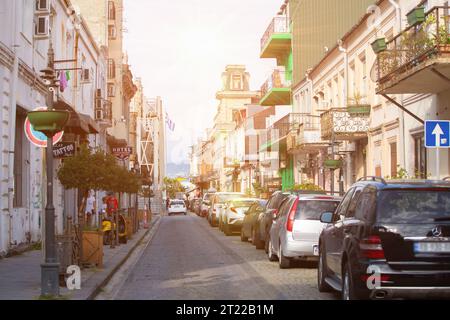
[
  {"left": 7, "top": 0, "right": 19, "bottom": 249},
  {"left": 338, "top": 40, "right": 349, "bottom": 192},
  {"left": 388, "top": 0, "right": 406, "bottom": 173}
]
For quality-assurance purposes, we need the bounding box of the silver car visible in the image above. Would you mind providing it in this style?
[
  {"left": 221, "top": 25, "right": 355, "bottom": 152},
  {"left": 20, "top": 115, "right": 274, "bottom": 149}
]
[
  {"left": 208, "top": 192, "right": 245, "bottom": 227},
  {"left": 267, "top": 194, "right": 341, "bottom": 269},
  {"left": 221, "top": 198, "right": 260, "bottom": 236}
]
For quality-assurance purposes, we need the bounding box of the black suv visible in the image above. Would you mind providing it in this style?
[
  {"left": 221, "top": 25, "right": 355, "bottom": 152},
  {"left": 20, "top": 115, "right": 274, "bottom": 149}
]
[{"left": 318, "top": 177, "right": 450, "bottom": 300}]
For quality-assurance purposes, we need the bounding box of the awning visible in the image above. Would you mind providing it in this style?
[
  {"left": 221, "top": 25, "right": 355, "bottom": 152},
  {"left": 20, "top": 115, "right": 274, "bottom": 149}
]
[
  {"left": 106, "top": 134, "right": 127, "bottom": 147},
  {"left": 54, "top": 99, "right": 99, "bottom": 134}
]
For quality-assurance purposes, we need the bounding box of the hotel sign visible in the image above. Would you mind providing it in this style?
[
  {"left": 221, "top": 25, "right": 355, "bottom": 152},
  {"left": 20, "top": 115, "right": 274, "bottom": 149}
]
[{"left": 112, "top": 146, "right": 132, "bottom": 160}]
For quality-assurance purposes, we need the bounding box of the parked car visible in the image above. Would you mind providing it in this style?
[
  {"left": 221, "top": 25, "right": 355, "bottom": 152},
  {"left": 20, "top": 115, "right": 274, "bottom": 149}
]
[
  {"left": 201, "top": 193, "right": 214, "bottom": 218},
  {"left": 241, "top": 199, "right": 268, "bottom": 247},
  {"left": 256, "top": 191, "right": 291, "bottom": 253},
  {"left": 318, "top": 177, "right": 450, "bottom": 300},
  {"left": 167, "top": 199, "right": 187, "bottom": 216},
  {"left": 220, "top": 198, "right": 260, "bottom": 236},
  {"left": 208, "top": 192, "right": 245, "bottom": 227},
  {"left": 267, "top": 193, "right": 341, "bottom": 269}
]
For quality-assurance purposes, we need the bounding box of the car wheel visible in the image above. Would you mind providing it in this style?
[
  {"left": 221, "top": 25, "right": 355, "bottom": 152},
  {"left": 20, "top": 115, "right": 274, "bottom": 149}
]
[
  {"left": 267, "top": 235, "right": 278, "bottom": 262},
  {"left": 318, "top": 245, "right": 332, "bottom": 292},
  {"left": 341, "top": 261, "right": 367, "bottom": 300},
  {"left": 252, "top": 227, "right": 264, "bottom": 249},
  {"left": 278, "top": 243, "right": 291, "bottom": 269},
  {"left": 240, "top": 228, "right": 248, "bottom": 242}
]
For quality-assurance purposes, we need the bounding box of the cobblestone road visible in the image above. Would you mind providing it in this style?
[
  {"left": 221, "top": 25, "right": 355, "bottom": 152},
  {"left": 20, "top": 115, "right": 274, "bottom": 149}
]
[{"left": 115, "top": 213, "right": 339, "bottom": 300}]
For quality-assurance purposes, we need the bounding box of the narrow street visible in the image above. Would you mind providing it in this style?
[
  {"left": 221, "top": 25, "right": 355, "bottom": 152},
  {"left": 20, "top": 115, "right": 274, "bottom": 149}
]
[{"left": 114, "top": 213, "right": 338, "bottom": 300}]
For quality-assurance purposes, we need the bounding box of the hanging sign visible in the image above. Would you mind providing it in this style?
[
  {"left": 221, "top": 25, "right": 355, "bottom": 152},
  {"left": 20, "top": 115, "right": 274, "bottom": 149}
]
[
  {"left": 24, "top": 107, "right": 64, "bottom": 148},
  {"left": 53, "top": 142, "right": 76, "bottom": 158},
  {"left": 112, "top": 146, "right": 132, "bottom": 160}
]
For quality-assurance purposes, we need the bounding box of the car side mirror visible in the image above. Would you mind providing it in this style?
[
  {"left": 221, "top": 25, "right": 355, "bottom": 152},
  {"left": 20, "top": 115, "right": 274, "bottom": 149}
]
[{"left": 320, "top": 212, "right": 334, "bottom": 224}]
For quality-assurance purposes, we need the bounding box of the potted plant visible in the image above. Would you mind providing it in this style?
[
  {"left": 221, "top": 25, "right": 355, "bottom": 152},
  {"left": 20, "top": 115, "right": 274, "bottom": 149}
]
[
  {"left": 291, "top": 183, "right": 324, "bottom": 192},
  {"left": 407, "top": 6, "right": 425, "bottom": 26},
  {"left": 27, "top": 109, "right": 69, "bottom": 137},
  {"left": 324, "top": 159, "right": 343, "bottom": 169},
  {"left": 371, "top": 38, "right": 387, "bottom": 54},
  {"left": 347, "top": 91, "right": 371, "bottom": 115}
]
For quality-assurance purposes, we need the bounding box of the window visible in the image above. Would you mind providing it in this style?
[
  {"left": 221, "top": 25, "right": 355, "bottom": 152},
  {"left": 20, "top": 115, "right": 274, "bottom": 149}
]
[
  {"left": 108, "top": 25, "right": 117, "bottom": 39},
  {"left": 390, "top": 142, "right": 397, "bottom": 178},
  {"left": 414, "top": 134, "right": 427, "bottom": 178},
  {"left": 14, "top": 109, "right": 29, "bottom": 208},
  {"left": 108, "top": 59, "right": 116, "bottom": 79},
  {"left": 232, "top": 74, "right": 243, "bottom": 90},
  {"left": 335, "top": 188, "right": 355, "bottom": 219},
  {"left": 108, "top": 1, "right": 116, "bottom": 20},
  {"left": 355, "top": 187, "right": 377, "bottom": 222},
  {"left": 346, "top": 188, "right": 362, "bottom": 218}
]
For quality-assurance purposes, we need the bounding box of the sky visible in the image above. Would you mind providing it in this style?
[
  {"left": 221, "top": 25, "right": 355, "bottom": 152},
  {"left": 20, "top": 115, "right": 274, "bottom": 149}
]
[{"left": 124, "top": 0, "right": 282, "bottom": 166}]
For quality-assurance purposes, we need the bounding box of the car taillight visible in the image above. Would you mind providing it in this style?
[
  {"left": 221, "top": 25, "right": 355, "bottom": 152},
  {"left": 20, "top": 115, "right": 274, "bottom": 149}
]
[
  {"left": 230, "top": 207, "right": 237, "bottom": 213},
  {"left": 286, "top": 199, "right": 299, "bottom": 232},
  {"left": 360, "top": 236, "right": 385, "bottom": 259}
]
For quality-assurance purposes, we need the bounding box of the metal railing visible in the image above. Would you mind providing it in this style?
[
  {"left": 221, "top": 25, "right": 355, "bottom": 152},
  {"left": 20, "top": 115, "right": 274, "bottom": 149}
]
[
  {"left": 261, "top": 16, "right": 290, "bottom": 51},
  {"left": 260, "top": 69, "right": 292, "bottom": 98},
  {"left": 320, "top": 108, "right": 370, "bottom": 140},
  {"left": 376, "top": 6, "right": 450, "bottom": 84}
]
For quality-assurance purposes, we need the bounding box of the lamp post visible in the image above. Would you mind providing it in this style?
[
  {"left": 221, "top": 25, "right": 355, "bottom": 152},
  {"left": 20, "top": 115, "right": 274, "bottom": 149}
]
[{"left": 27, "top": 39, "right": 69, "bottom": 297}]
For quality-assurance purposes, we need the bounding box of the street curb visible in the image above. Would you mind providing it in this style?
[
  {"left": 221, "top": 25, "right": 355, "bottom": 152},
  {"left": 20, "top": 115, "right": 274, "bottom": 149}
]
[{"left": 85, "top": 215, "right": 161, "bottom": 300}]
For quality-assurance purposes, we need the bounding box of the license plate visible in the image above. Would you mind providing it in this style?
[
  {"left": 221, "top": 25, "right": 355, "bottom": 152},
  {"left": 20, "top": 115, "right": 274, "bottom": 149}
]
[
  {"left": 313, "top": 245, "right": 319, "bottom": 256},
  {"left": 414, "top": 242, "right": 450, "bottom": 253}
]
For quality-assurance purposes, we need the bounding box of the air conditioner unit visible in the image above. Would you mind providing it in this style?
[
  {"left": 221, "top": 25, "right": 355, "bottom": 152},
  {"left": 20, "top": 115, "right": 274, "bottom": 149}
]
[
  {"left": 35, "top": 0, "right": 50, "bottom": 14},
  {"left": 107, "top": 84, "right": 115, "bottom": 97},
  {"left": 34, "top": 16, "right": 49, "bottom": 38},
  {"left": 81, "top": 69, "right": 91, "bottom": 83}
]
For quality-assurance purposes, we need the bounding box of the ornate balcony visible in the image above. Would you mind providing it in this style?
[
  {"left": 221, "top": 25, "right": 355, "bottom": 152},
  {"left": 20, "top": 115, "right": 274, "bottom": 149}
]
[
  {"left": 260, "top": 69, "right": 292, "bottom": 106},
  {"left": 374, "top": 6, "right": 450, "bottom": 94},
  {"left": 287, "top": 114, "right": 328, "bottom": 154},
  {"left": 260, "top": 16, "right": 292, "bottom": 63},
  {"left": 320, "top": 108, "right": 370, "bottom": 141}
]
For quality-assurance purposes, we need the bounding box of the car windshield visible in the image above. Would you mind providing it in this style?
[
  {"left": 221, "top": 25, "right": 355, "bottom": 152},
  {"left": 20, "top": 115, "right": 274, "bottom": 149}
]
[
  {"left": 295, "top": 200, "right": 340, "bottom": 220},
  {"left": 217, "top": 194, "right": 245, "bottom": 203},
  {"left": 377, "top": 190, "right": 450, "bottom": 224}
]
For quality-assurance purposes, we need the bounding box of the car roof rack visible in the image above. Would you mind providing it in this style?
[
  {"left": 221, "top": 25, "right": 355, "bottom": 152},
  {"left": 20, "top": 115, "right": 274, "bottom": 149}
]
[{"left": 357, "top": 176, "right": 387, "bottom": 184}]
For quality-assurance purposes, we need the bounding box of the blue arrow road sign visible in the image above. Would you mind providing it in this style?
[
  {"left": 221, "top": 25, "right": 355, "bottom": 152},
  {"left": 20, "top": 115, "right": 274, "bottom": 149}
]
[{"left": 425, "top": 120, "right": 450, "bottom": 148}]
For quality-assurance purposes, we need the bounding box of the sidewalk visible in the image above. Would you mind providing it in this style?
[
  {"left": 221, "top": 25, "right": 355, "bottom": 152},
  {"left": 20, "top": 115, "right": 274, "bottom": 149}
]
[{"left": 0, "top": 215, "right": 161, "bottom": 300}]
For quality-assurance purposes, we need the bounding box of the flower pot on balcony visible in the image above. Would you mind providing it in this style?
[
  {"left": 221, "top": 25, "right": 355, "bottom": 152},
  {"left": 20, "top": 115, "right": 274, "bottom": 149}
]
[
  {"left": 371, "top": 38, "right": 387, "bottom": 53},
  {"left": 27, "top": 110, "right": 70, "bottom": 137},
  {"left": 347, "top": 104, "right": 371, "bottom": 115},
  {"left": 407, "top": 7, "right": 425, "bottom": 26},
  {"left": 324, "top": 159, "right": 343, "bottom": 169}
]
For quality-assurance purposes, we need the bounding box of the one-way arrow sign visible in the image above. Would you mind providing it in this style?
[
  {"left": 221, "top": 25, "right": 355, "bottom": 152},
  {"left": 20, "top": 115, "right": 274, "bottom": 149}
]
[{"left": 425, "top": 121, "right": 450, "bottom": 148}]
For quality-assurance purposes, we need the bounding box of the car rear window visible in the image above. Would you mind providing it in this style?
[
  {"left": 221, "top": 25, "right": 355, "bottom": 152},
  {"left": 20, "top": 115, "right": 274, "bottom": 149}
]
[
  {"left": 377, "top": 190, "right": 450, "bottom": 223},
  {"left": 171, "top": 200, "right": 185, "bottom": 205},
  {"left": 217, "top": 194, "right": 245, "bottom": 203},
  {"left": 295, "top": 200, "right": 340, "bottom": 220}
]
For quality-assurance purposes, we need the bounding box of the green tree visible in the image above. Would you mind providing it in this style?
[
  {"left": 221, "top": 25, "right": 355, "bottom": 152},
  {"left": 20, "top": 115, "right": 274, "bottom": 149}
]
[{"left": 163, "top": 177, "right": 186, "bottom": 198}]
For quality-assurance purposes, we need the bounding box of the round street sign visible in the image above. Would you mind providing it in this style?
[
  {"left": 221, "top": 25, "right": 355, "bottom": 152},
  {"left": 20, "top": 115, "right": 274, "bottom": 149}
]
[{"left": 24, "top": 107, "right": 64, "bottom": 148}]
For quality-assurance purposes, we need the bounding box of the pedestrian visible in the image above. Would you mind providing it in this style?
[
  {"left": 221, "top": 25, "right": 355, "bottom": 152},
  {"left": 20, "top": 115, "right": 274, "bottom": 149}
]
[
  {"left": 107, "top": 192, "right": 119, "bottom": 217},
  {"left": 85, "top": 190, "right": 96, "bottom": 227}
]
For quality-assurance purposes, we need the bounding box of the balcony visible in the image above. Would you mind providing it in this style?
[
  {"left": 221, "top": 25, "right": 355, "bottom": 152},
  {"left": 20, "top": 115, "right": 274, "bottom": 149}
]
[
  {"left": 320, "top": 108, "right": 370, "bottom": 141},
  {"left": 260, "top": 16, "right": 292, "bottom": 62},
  {"left": 260, "top": 69, "right": 292, "bottom": 106},
  {"left": 287, "top": 114, "right": 328, "bottom": 154},
  {"left": 375, "top": 6, "right": 450, "bottom": 94},
  {"left": 95, "top": 99, "right": 113, "bottom": 127}
]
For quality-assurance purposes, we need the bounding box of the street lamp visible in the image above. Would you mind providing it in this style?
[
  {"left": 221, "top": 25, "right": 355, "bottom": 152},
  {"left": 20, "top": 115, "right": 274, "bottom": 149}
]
[{"left": 27, "top": 40, "right": 69, "bottom": 297}]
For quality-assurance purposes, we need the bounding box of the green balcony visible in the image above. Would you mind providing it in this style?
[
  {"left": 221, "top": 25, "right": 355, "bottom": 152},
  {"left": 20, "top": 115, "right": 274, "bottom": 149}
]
[
  {"left": 260, "top": 16, "right": 292, "bottom": 63},
  {"left": 260, "top": 69, "right": 292, "bottom": 106}
]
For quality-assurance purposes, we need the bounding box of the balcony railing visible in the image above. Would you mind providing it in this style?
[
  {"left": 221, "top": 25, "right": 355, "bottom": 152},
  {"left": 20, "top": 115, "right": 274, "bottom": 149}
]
[
  {"left": 261, "top": 16, "right": 290, "bottom": 52},
  {"left": 375, "top": 6, "right": 450, "bottom": 93},
  {"left": 260, "top": 69, "right": 292, "bottom": 98},
  {"left": 287, "top": 115, "right": 325, "bottom": 152},
  {"left": 321, "top": 108, "right": 370, "bottom": 141}
]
